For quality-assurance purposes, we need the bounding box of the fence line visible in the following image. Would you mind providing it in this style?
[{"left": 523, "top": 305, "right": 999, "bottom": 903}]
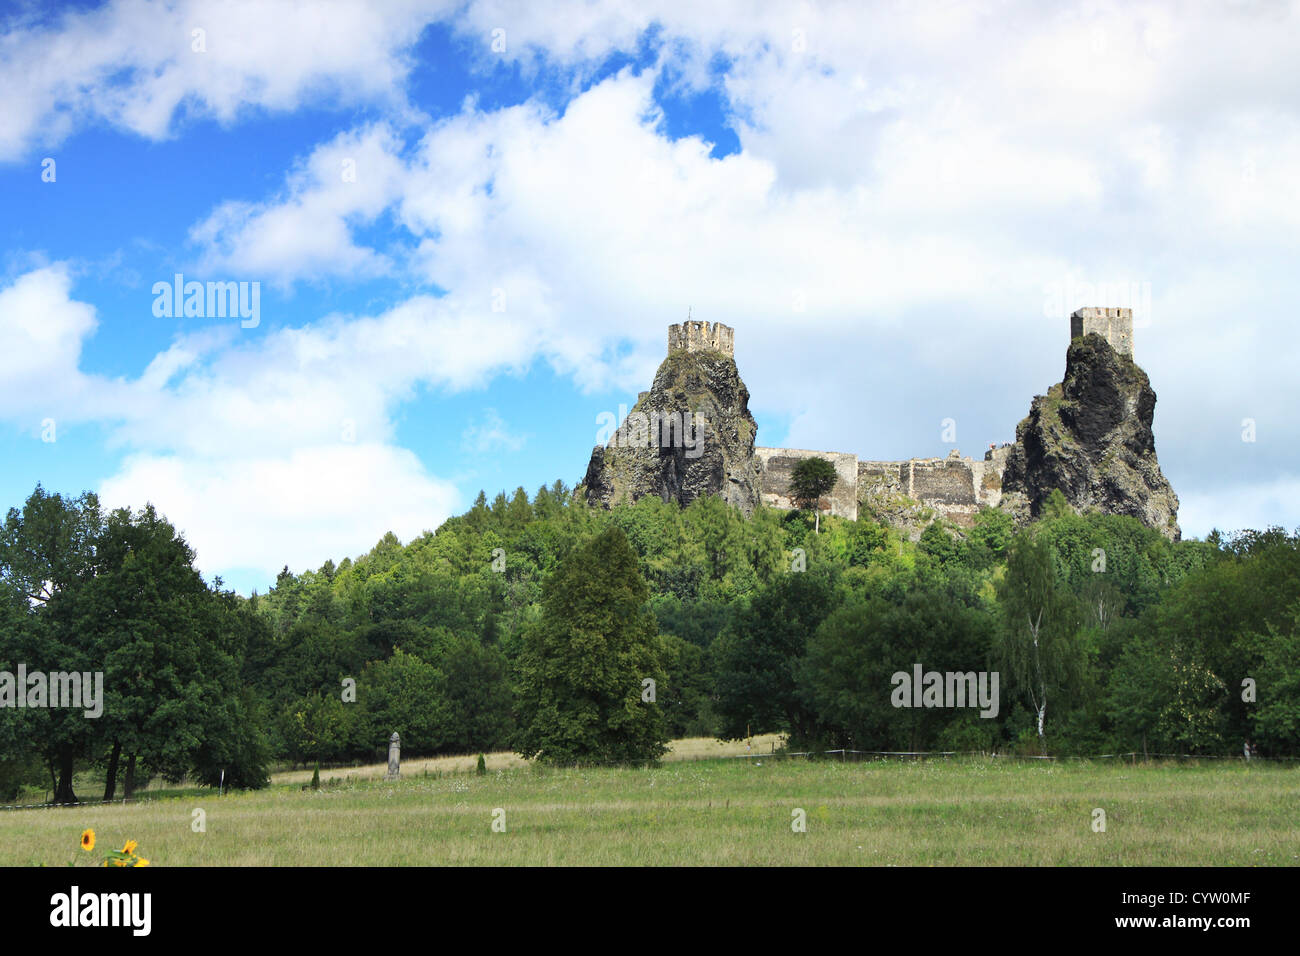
[
  {"left": 711, "top": 748, "right": 1300, "bottom": 762},
  {"left": 0, "top": 796, "right": 136, "bottom": 812}
]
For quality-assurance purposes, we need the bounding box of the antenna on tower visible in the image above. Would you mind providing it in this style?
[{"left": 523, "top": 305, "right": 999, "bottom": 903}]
[{"left": 687, "top": 306, "right": 692, "bottom": 321}]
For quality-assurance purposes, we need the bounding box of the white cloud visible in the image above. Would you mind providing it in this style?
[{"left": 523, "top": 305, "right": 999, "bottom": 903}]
[
  {"left": 1177, "top": 478, "right": 1300, "bottom": 541},
  {"left": 0, "top": 266, "right": 533, "bottom": 582},
  {"left": 98, "top": 444, "right": 458, "bottom": 582},
  {"left": 187, "top": 1, "right": 1300, "bottom": 535},
  {"left": 462, "top": 408, "right": 526, "bottom": 454},
  {"left": 0, "top": 264, "right": 117, "bottom": 425},
  {"left": 189, "top": 123, "right": 411, "bottom": 285},
  {"left": 6, "top": 0, "right": 1300, "bottom": 566},
  {"left": 0, "top": 0, "right": 452, "bottom": 160}
]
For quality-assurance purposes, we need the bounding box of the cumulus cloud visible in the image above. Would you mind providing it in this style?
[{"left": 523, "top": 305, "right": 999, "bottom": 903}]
[
  {"left": 0, "top": 267, "right": 532, "bottom": 581},
  {"left": 5, "top": 0, "right": 1299, "bottom": 564},
  {"left": 189, "top": 123, "right": 411, "bottom": 285},
  {"left": 0, "top": 264, "right": 120, "bottom": 425},
  {"left": 98, "top": 444, "right": 459, "bottom": 582},
  {"left": 0, "top": 0, "right": 450, "bottom": 160},
  {"left": 182, "top": 52, "right": 1300, "bottom": 491}
]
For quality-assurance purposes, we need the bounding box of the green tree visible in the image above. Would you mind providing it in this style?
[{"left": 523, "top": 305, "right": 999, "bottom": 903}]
[
  {"left": 85, "top": 504, "right": 243, "bottom": 797},
  {"left": 802, "top": 569, "right": 995, "bottom": 751},
  {"left": 512, "top": 527, "right": 668, "bottom": 764},
  {"left": 1, "top": 489, "right": 273, "bottom": 799},
  {"left": 440, "top": 635, "right": 514, "bottom": 752},
  {"left": 360, "top": 649, "right": 448, "bottom": 757},
  {"left": 789, "top": 457, "right": 838, "bottom": 533},
  {"left": 713, "top": 569, "right": 840, "bottom": 744},
  {"left": 1107, "top": 528, "right": 1300, "bottom": 755},
  {"left": 655, "top": 633, "right": 717, "bottom": 737},
  {"left": 278, "top": 691, "right": 362, "bottom": 765},
  {"left": 995, "top": 533, "right": 1082, "bottom": 753},
  {"left": 0, "top": 487, "right": 101, "bottom": 802},
  {"left": 1245, "top": 604, "right": 1300, "bottom": 756},
  {"left": 1041, "top": 488, "right": 1074, "bottom": 521}
]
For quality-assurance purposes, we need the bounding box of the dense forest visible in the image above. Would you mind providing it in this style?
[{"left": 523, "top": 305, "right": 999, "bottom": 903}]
[{"left": 3, "top": 479, "right": 1299, "bottom": 801}]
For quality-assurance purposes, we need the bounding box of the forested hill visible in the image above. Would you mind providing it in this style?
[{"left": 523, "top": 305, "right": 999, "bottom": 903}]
[
  {"left": 250, "top": 480, "right": 1296, "bottom": 764},
  {"left": 4, "top": 479, "right": 1298, "bottom": 803}
]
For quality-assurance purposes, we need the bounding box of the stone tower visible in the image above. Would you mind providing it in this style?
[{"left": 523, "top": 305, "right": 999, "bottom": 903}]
[
  {"left": 584, "top": 321, "right": 760, "bottom": 514},
  {"left": 1071, "top": 307, "right": 1133, "bottom": 357},
  {"left": 1001, "top": 307, "right": 1179, "bottom": 540},
  {"left": 667, "top": 320, "right": 734, "bottom": 355}
]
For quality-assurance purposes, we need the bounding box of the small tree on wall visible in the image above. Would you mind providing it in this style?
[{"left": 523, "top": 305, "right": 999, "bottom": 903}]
[{"left": 790, "top": 457, "right": 838, "bottom": 533}]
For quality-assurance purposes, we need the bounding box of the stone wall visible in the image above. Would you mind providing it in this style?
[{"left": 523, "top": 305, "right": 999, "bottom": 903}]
[
  {"left": 908, "top": 453, "right": 979, "bottom": 511},
  {"left": 668, "top": 320, "right": 734, "bottom": 356},
  {"left": 1071, "top": 307, "right": 1133, "bottom": 357},
  {"left": 755, "top": 445, "right": 1012, "bottom": 529},
  {"left": 858, "top": 451, "right": 1003, "bottom": 527},
  {"left": 754, "top": 447, "right": 859, "bottom": 519},
  {"left": 857, "top": 459, "right": 907, "bottom": 497}
]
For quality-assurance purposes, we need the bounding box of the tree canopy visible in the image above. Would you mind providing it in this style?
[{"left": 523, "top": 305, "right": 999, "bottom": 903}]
[{"left": 3, "top": 474, "right": 1295, "bottom": 803}]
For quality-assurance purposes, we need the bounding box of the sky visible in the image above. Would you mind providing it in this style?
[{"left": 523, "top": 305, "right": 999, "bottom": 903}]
[{"left": 1, "top": 0, "right": 1298, "bottom": 595}]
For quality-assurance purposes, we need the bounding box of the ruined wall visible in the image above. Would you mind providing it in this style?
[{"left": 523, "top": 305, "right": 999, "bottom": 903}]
[
  {"left": 756, "top": 446, "right": 1013, "bottom": 528},
  {"left": 850, "top": 449, "right": 1009, "bottom": 529},
  {"left": 908, "top": 454, "right": 979, "bottom": 512},
  {"left": 668, "top": 321, "right": 734, "bottom": 355},
  {"left": 754, "top": 447, "right": 859, "bottom": 519},
  {"left": 1071, "top": 307, "right": 1133, "bottom": 357},
  {"left": 857, "top": 452, "right": 990, "bottom": 528},
  {"left": 857, "top": 460, "right": 907, "bottom": 497}
]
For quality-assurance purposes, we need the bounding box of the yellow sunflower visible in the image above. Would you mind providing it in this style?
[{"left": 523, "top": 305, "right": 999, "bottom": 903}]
[
  {"left": 121, "top": 840, "right": 138, "bottom": 855},
  {"left": 80, "top": 829, "right": 95, "bottom": 852},
  {"left": 132, "top": 857, "right": 150, "bottom": 867}
]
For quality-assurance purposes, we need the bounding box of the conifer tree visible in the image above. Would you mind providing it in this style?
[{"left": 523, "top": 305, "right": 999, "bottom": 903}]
[{"left": 512, "top": 527, "right": 668, "bottom": 764}]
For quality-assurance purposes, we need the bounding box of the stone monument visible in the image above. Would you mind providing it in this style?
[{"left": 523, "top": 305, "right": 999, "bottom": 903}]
[{"left": 384, "top": 731, "right": 400, "bottom": 780}]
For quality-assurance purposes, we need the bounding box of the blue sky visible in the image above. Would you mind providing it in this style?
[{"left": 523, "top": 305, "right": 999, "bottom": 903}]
[{"left": 2, "top": 1, "right": 1298, "bottom": 594}]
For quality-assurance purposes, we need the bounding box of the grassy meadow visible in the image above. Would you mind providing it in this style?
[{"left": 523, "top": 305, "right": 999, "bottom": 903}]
[{"left": 3, "top": 748, "right": 1297, "bottom": 866}]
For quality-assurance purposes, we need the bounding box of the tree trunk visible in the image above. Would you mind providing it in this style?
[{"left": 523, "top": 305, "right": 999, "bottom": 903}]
[
  {"left": 103, "top": 740, "right": 122, "bottom": 801},
  {"left": 123, "top": 753, "right": 138, "bottom": 800},
  {"left": 53, "top": 745, "right": 78, "bottom": 804}
]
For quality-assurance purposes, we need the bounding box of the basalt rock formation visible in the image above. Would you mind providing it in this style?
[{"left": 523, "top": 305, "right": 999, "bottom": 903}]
[
  {"left": 582, "top": 322, "right": 762, "bottom": 514},
  {"left": 999, "top": 332, "right": 1181, "bottom": 540},
  {"left": 583, "top": 312, "right": 1180, "bottom": 539}
]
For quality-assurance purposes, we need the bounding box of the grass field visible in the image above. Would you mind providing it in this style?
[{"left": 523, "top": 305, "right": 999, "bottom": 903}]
[{"left": 3, "top": 753, "right": 1297, "bottom": 866}]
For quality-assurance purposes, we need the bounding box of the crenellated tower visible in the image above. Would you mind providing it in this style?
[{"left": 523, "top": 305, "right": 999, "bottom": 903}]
[
  {"left": 668, "top": 320, "right": 734, "bottom": 356},
  {"left": 1071, "top": 307, "right": 1133, "bottom": 357}
]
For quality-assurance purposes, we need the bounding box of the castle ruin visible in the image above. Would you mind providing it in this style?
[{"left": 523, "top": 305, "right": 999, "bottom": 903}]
[
  {"left": 751, "top": 311, "right": 1154, "bottom": 526},
  {"left": 586, "top": 310, "right": 1177, "bottom": 538},
  {"left": 668, "top": 320, "right": 734, "bottom": 355},
  {"left": 754, "top": 446, "right": 1009, "bottom": 525},
  {"left": 1070, "top": 307, "right": 1133, "bottom": 357}
]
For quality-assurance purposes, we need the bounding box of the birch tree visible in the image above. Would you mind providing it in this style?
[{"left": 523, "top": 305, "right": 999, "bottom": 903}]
[{"left": 996, "top": 533, "right": 1082, "bottom": 753}]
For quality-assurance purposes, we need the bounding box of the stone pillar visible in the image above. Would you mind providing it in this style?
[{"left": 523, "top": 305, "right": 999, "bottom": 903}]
[{"left": 384, "top": 732, "right": 400, "bottom": 780}]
